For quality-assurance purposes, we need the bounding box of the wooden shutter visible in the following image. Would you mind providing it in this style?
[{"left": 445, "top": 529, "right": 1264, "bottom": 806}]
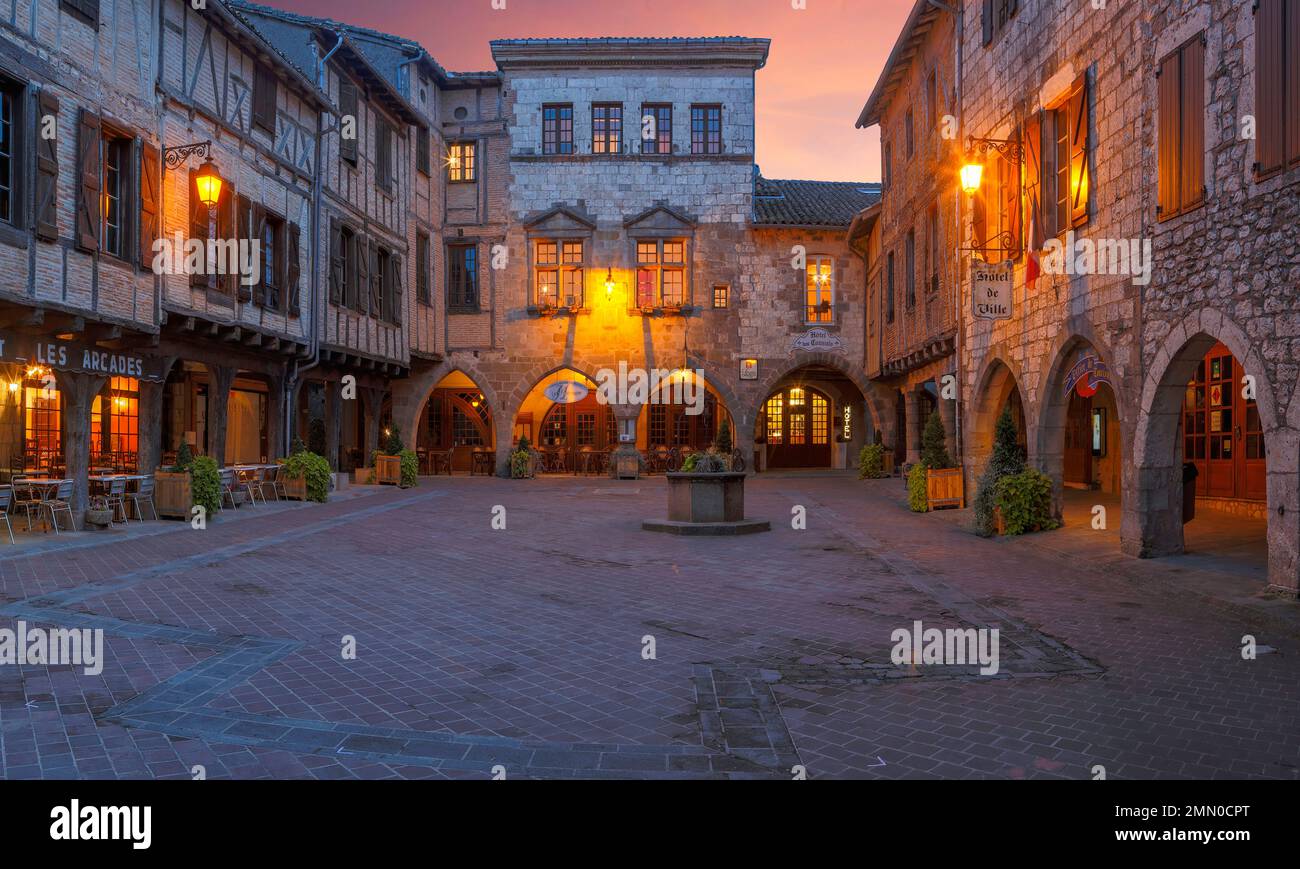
[
  {"left": 287, "top": 221, "right": 301, "bottom": 316},
  {"left": 1157, "top": 50, "right": 1182, "bottom": 218},
  {"left": 1023, "top": 111, "right": 1043, "bottom": 249},
  {"left": 972, "top": 188, "right": 987, "bottom": 263},
  {"left": 391, "top": 253, "right": 403, "bottom": 325},
  {"left": 356, "top": 234, "right": 370, "bottom": 313},
  {"left": 416, "top": 125, "right": 430, "bottom": 174},
  {"left": 982, "top": 0, "right": 993, "bottom": 46},
  {"left": 1068, "top": 75, "right": 1090, "bottom": 227},
  {"left": 253, "top": 64, "right": 277, "bottom": 134},
  {"left": 1256, "top": 0, "right": 1285, "bottom": 176},
  {"left": 369, "top": 240, "right": 381, "bottom": 316},
  {"left": 1003, "top": 146, "right": 1022, "bottom": 260},
  {"left": 62, "top": 0, "right": 100, "bottom": 27},
  {"left": 328, "top": 218, "right": 343, "bottom": 305},
  {"left": 339, "top": 79, "right": 358, "bottom": 163},
  {"left": 235, "top": 195, "right": 252, "bottom": 301},
  {"left": 188, "top": 167, "right": 208, "bottom": 286},
  {"left": 1288, "top": 0, "right": 1300, "bottom": 166},
  {"left": 34, "top": 89, "right": 59, "bottom": 241},
  {"left": 138, "top": 142, "right": 160, "bottom": 269},
  {"left": 218, "top": 187, "right": 236, "bottom": 296},
  {"left": 1180, "top": 36, "right": 1206, "bottom": 211},
  {"left": 75, "top": 108, "right": 101, "bottom": 252},
  {"left": 251, "top": 204, "right": 266, "bottom": 306}
]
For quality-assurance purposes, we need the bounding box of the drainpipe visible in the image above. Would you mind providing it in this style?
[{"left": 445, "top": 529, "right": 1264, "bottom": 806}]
[{"left": 285, "top": 31, "right": 344, "bottom": 453}]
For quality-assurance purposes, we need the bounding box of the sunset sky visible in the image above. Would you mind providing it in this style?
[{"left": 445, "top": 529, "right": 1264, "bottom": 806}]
[{"left": 274, "top": 0, "right": 915, "bottom": 182}]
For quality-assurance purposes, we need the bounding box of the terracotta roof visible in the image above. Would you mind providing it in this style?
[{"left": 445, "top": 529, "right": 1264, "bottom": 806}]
[{"left": 753, "top": 177, "right": 882, "bottom": 228}]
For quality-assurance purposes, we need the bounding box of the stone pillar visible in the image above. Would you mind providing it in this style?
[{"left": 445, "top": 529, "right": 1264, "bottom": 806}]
[
  {"left": 609, "top": 403, "right": 643, "bottom": 478},
  {"left": 137, "top": 356, "right": 177, "bottom": 474},
  {"left": 325, "top": 381, "right": 342, "bottom": 470},
  {"left": 904, "top": 388, "right": 923, "bottom": 465},
  {"left": 265, "top": 374, "right": 285, "bottom": 460},
  {"left": 733, "top": 411, "right": 756, "bottom": 475},
  {"left": 55, "top": 370, "right": 108, "bottom": 520},
  {"left": 206, "top": 365, "right": 235, "bottom": 466}
]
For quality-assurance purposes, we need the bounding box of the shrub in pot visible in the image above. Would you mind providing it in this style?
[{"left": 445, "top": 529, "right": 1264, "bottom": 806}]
[
  {"left": 282, "top": 450, "right": 331, "bottom": 503},
  {"left": 907, "top": 463, "right": 930, "bottom": 512},
  {"left": 994, "top": 469, "right": 1059, "bottom": 536},
  {"left": 973, "top": 407, "right": 1026, "bottom": 537},
  {"left": 858, "top": 443, "right": 887, "bottom": 479},
  {"left": 189, "top": 456, "right": 221, "bottom": 517},
  {"left": 399, "top": 449, "right": 420, "bottom": 488},
  {"left": 510, "top": 436, "right": 535, "bottom": 479}
]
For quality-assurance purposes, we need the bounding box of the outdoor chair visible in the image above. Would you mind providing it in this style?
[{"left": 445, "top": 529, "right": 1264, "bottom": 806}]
[
  {"left": 44, "top": 480, "right": 76, "bottom": 534},
  {"left": 260, "top": 465, "right": 287, "bottom": 501},
  {"left": 219, "top": 468, "right": 238, "bottom": 510},
  {"left": 10, "top": 478, "right": 45, "bottom": 532},
  {"left": 237, "top": 469, "right": 263, "bottom": 506},
  {"left": 0, "top": 486, "right": 15, "bottom": 545},
  {"left": 105, "top": 477, "right": 128, "bottom": 524},
  {"left": 127, "top": 475, "right": 157, "bottom": 521}
]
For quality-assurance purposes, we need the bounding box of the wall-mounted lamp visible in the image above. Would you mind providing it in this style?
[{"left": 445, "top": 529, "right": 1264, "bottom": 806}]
[
  {"left": 604, "top": 268, "right": 616, "bottom": 300},
  {"left": 164, "top": 141, "right": 222, "bottom": 208},
  {"left": 960, "top": 135, "right": 1022, "bottom": 196}
]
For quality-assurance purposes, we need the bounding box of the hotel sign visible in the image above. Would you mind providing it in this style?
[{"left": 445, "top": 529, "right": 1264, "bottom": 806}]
[
  {"left": 972, "top": 261, "right": 1013, "bottom": 320},
  {"left": 543, "top": 380, "right": 589, "bottom": 404},
  {"left": 791, "top": 328, "right": 844, "bottom": 354},
  {"left": 0, "top": 332, "right": 166, "bottom": 382}
]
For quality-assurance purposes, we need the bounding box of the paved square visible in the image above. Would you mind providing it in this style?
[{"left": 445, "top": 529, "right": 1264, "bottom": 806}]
[{"left": 2, "top": 475, "right": 1297, "bottom": 779}]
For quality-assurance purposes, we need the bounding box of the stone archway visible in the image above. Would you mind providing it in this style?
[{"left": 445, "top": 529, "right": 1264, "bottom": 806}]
[
  {"left": 966, "top": 349, "right": 1030, "bottom": 485},
  {"left": 751, "top": 352, "right": 893, "bottom": 447},
  {"left": 391, "top": 357, "right": 502, "bottom": 452},
  {"left": 1124, "top": 309, "right": 1297, "bottom": 594}
]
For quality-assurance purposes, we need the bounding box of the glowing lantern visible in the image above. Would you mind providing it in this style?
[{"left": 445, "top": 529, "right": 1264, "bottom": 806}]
[
  {"left": 193, "top": 158, "right": 223, "bottom": 208},
  {"left": 960, "top": 161, "right": 984, "bottom": 195}
]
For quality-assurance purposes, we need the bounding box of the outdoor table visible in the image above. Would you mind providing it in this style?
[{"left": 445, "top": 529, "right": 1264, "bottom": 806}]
[{"left": 13, "top": 479, "right": 68, "bottom": 532}]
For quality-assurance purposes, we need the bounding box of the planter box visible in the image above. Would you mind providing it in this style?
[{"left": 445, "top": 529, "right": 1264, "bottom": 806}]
[
  {"left": 665, "top": 472, "right": 747, "bottom": 523},
  {"left": 926, "top": 467, "right": 964, "bottom": 510},
  {"left": 155, "top": 471, "right": 192, "bottom": 519},
  {"left": 283, "top": 476, "right": 309, "bottom": 501},
  {"left": 375, "top": 454, "right": 402, "bottom": 486},
  {"left": 353, "top": 467, "right": 375, "bottom": 484}
]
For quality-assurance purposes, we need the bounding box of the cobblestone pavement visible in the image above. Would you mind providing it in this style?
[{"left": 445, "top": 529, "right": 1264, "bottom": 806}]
[{"left": 1, "top": 474, "right": 1297, "bottom": 779}]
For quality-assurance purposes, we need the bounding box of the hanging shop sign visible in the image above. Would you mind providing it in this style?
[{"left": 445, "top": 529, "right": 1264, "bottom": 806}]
[
  {"left": 791, "top": 328, "right": 844, "bottom": 354},
  {"left": 543, "top": 380, "right": 589, "bottom": 404},
  {"left": 0, "top": 332, "right": 166, "bottom": 382},
  {"left": 972, "top": 261, "right": 1013, "bottom": 320},
  {"left": 1063, "top": 352, "right": 1113, "bottom": 398}
]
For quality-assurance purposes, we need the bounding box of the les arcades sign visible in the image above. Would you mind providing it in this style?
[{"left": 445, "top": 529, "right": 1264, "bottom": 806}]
[{"left": 0, "top": 332, "right": 166, "bottom": 382}]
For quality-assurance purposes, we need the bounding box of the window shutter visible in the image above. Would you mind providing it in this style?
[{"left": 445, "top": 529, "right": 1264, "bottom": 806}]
[
  {"left": 1288, "top": 0, "right": 1300, "bottom": 166},
  {"left": 391, "top": 253, "right": 403, "bottom": 325},
  {"left": 138, "top": 142, "right": 160, "bottom": 269},
  {"left": 1023, "top": 110, "right": 1043, "bottom": 249},
  {"left": 34, "top": 89, "right": 60, "bottom": 242},
  {"left": 1157, "top": 51, "right": 1181, "bottom": 218},
  {"left": 1180, "top": 37, "right": 1206, "bottom": 210},
  {"left": 237, "top": 196, "right": 252, "bottom": 304},
  {"left": 219, "top": 186, "right": 236, "bottom": 296},
  {"left": 1003, "top": 146, "right": 1022, "bottom": 260},
  {"left": 416, "top": 125, "right": 430, "bottom": 174},
  {"left": 356, "top": 234, "right": 370, "bottom": 313},
  {"left": 1255, "top": 0, "right": 1285, "bottom": 176},
  {"left": 369, "top": 240, "right": 381, "bottom": 316},
  {"left": 328, "top": 218, "right": 343, "bottom": 305},
  {"left": 339, "top": 79, "right": 358, "bottom": 163},
  {"left": 75, "top": 108, "right": 101, "bottom": 252},
  {"left": 1068, "top": 75, "right": 1090, "bottom": 227},
  {"left": 251, "top": 204, "right": 266, "bottom": 306},
  {"left": 253, "top": 64, "right": 277, "bottom": 134},
  {"left": 972, "top": 189, "right": 987, "bottom": 263},
  {"left": 982, "top": 0, "right": 993, "bottom": 45},
  {"left": 188, "top": 167, "right": 208, "bottom": 286},
  {"left": 287, "top": 221, "right": 301, "bottom": 316}
]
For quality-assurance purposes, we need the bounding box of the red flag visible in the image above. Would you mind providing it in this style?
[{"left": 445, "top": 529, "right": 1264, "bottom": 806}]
[{"left": 1025, "top": 204, "right": 1041, "bottom": 291}]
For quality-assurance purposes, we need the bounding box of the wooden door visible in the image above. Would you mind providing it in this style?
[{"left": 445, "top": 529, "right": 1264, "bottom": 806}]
[
  {"left": 763, "top": 386, "right": 832, "bottom": 468},
  {"left": 1063, "top": 390, "right": 1092, "bottom": 486},
  {"left": 1183, "top": 343, "right": 1266, "bottom": 501}
]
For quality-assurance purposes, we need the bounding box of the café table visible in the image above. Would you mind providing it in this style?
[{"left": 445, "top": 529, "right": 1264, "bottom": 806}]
[{"left": 12, "top": 478, "right": 69, "bottom": 532}]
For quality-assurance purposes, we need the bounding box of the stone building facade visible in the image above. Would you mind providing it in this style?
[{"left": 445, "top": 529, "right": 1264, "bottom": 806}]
[
  {"left": 389, "top": 38, "right": 880, "bottom": 475},
  {"left": 941, "top": 0, "right": 1300, "bottom": 593},
  {"left": 856, "top": 1, "right": 962, "bottom": 469}
]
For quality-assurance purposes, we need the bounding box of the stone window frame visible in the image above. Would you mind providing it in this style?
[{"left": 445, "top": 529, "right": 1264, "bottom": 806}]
[
  {"left": 804, "top": 255, "right": 835, "bottom": 325},
  {"left": 980, "top": 0, "right": 1020, "bottom": 49},
  {"left": 542, "top": 103, "right": 574, "bottom": 155},
  {"left": 690, "top": 104, "right": 723, "bottom": 155},
  {"left": 526, "top": 221, "right": 592, "bottom": 314},
  {"left": 592, "top": 103, "right": 624, "bottom": 155},
  {"left": 640, "top": 103, "right": 673, "bottom": 155},
  {"left": 531, "top": 238, "right": 587, "bottom": 310},
  {"left": 634, "top": 237, "right": 690, "bottom": 310},
  {"left": 712, "top": 283, "right": 730, "bottom": 309}
]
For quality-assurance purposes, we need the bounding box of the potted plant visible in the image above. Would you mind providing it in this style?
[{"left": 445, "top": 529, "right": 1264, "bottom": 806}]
[
  {"left": 281, "top": 449, "right": 331, "bottom": 502},
  {"left": 85, "top": 495, "right": 114, "bottom": 530},
  {"left": 921, "top": 411, "right": 964, "bottom": 510},
  {"left": 510, "top": 436, "right": 536, "bottom": 479},
  {"left": 156, "top": 443, "right": 196, "bottom": 518},
  {"left": 993, "top": 468, "right": 1060, "bottom": 536},
  {"left": 858, "top": 443, "right": 887, "bottom": 479},
  {"left": 974, "top": 407, "right": 1026, "bottom": 537},
  {"left": 375, "top": 429, "right": 404, "bottom": 485}
]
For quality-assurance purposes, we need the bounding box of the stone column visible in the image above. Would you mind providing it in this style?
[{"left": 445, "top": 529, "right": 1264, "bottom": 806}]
[
  {"left": 137, "top": 356, "right": 177, "bottom": 474},
  {"left": 55, "top": 370, "right": 108, "bottom": 520},
  {"left": 609, "top": 403, "right": 643, "bottom": 478},
  {"left": 206, "top": 365, "right": 235, "bottom": 466},
  {"left": 733, "top": 411, "right": 756, "bottom": 475},
  {"left": 325, "top": 381, "right": 342, "bottom": 470},
  {"left": 905, "top": 388, "right": 923, "bottom": 465},
  {"left": 361, "top": 386, "right": 384, "bottom": 460}
]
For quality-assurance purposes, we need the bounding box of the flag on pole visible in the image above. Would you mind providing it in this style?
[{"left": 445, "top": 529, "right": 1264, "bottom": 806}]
[{"left": 1025, "top": 197, "right": 1041, "bottom": 291}]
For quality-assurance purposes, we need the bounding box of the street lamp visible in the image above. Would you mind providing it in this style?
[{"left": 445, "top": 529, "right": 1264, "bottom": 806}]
[
  {"left": 604, "top": 267, "right": 616, "bottom": 300},
  {"left": 164, "top": 141, "right": 222, "bottom": 207},
  {"left": 960, "top": 161, "right": 984, "bottom": 195},
  {"left": 960, "top": 135, "right": 1022, "bottom": 195}
]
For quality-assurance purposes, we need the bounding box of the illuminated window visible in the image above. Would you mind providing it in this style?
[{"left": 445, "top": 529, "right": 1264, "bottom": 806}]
[
  {"left": 811, "top": 392, "right": 829, "bottom": 445},
  {"left": 805, "top": 256, "right": 834, "bottom": 322},
  {"left": 448, "top": 142, "right": 476, "bottom": 182},
  {"left": 23, "top": 375, "right": 60, "bottom": 468},
  {"left": 592, "top": 104, "right": 622, "bottom": 155},
  {"left": 712, "top": 284, "right": 729, "bottom": 309},
  {"left": 635, "top": 239, "right": 687, "bottom": 307},
  {"left": 533, "top": 239, "right": 584, "bottom": 307},
  {"left": 764, "top": 395, "right": 783, "bottom": 445},
  {"left": 641, "top": 104, "right": 672, "bottom": 154}
]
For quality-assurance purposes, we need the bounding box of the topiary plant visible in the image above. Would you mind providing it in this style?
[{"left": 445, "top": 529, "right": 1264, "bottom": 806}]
[
  {"left": 510, "top": 436, "right": 533, "bottom": 479},
  {"left": 907, "top": 462, "right": 929, "bottom": 512},
  {"left": 189, "top": 456, "right": 221, "bottom": 517},
  {"left": 307, "top": 418, "right": 327, "bottom": 457},
  {"left": 973, "top": 406, "right": 1026, "bottom": 536},
  {"left": 173, "top": 441, "right": 194, "bottom": 473},
  {"left": 714, "top": 419, "right": 733, "bottom": 455},
  {"left": 920, "top": 410, "right": 953, "bottom": 470},
  {"left": 383, "top": 429, "right": 405, "bottom": 456},
  {"left": 399, "top": 449, "right": 419, "bottom": 488},
  {"left": 994, "top": 468, "right": 1059, "bottom": 536},
  {"left": 859, "top": 443, "right": 887, "bottom": 479},
  {"left": 283, "top": 450, "right": 331, "bottom": 503}
]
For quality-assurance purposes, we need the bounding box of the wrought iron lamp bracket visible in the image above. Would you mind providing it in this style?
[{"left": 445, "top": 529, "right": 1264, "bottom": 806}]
[{"left": 162, "top": 141, "right": 212, "bottom": 170}]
